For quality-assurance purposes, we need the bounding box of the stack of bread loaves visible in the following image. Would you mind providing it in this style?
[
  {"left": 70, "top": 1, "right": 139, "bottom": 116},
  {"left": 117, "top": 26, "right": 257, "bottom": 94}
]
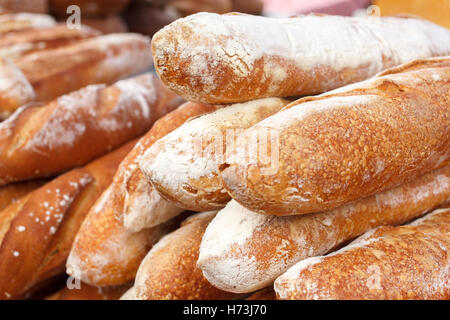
[
  {"left": 65, "top": 13, "right": 449, "bottom": 300},
  {"left": 0, "top": 11, "right": 449, "bottom": 300}
]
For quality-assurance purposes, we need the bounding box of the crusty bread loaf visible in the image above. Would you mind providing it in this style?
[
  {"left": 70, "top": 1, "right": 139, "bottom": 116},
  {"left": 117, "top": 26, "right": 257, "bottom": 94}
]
[
  {"left": 80, "top": 15, "right": 128, "bottom": 34},
  {"left": 48, "top": 281, "right": 130, "bottom": 300},
  {"left": 0, "top": 179, "right": 47, "bottom": 211},
  {"left": 119, "top": 286, "right": 136, "bottom": 300},
  {"left": 0, "top": 140, "right": 136, "bottom": 300},
  {"left": 134, "top": 211, "right": 237, "bottom": 300},
  {"left": 0, "top": 73, "right": 181, "bottom": 186},
  {"left": 0, "top": 57, "right": 35, "bottom": 120},
  {"left": 15, "top": 33, "right": 152, "bottom": 102},
  {"left": 120, "top": 102, "right": 219, "bottom": 232},
  {"left": 152, "top": 13, "right": 450, "bottom": 104},
  {"left": 198, "top": 166, "right": 450, "bottom": 293},
  {"left": 0, "top": 24, "right": 100, "bottom": 61},
  {"left": 140, "top": 98, "right": 290, "bottom": 212},
  {"left": 220, "top": 56, "right": 450, "bottom": 216},
  {"left": 49, "top": 0, "right": 130, "bottom": 18},
  {"left": 274, "top": 207, "right": 450, "bottom": 300},
  {"left": 169, "top": 0, "right": 232, "bottom": 16},
  {"left": 0, "top": 13, "right": 55, "bottom": 34}
]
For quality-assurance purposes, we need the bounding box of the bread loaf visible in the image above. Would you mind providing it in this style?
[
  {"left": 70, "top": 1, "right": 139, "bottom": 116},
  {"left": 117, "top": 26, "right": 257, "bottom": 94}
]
[
  {"left": 121, "top": 102, "right": 219, "bottom": 232},
  {"left": 134, "top": 211, "right": 237, "bottom": 300},
  {"left": 220, "top": 56, "right": 450, "bottom": 215},
  {"left": 274, "top": 207, "right": 450, "bottom": 300},
  {"left": 0, "top": 57, "right": 35, "bottom": 120},
  {"left": 0, "top": 24, "right": 100, "bottom": 61},
  {"left": 152, "top": 13, "right": 450, "bottom": 104},
  {"left": 0, "top": 73, "right": 181, "bottom": 186},
  {"left": 140, "top": 98, "right": 290, "bottom": 212},
  {"left": 0, "top": 140, "right": 136, "bottom": 300},
  {"left": 0, "top": 0, "right": 49, "bottom": 14},
  {"left": 198, "top": 166, "right": 450, "bottom": 293},
  {"left": 48, "top": 281, "right": 130, "bottom": 300},
  {"left": 15, "top": 33, "right": 152, "bottom": 102}
]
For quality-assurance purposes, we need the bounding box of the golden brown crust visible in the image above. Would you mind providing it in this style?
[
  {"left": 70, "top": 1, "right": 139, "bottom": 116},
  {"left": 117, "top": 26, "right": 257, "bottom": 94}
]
[
  {"left": 66, "top": 103, "right": 216, "bottom": 286},
  {"left": 274, "top": 208, "right": 450, "bottom": 300},
  {"left": 151, "top": 13, "right": 450, "bottom": 104},
  {"left": 15, "top": 33, "right": 152, "bottom": 102},
  {"left": 0, "top": 180, "right": 47, "bottom": 212},
  {"left": 0, "top": 73, "right": 180, "bottom": 186},
  {"left": 49, "top": 0, "right": 130, "bottom": 18},
  {"left": 0, "top": 140, "right": 136, "bottom": 300},
  {"left": 123, "top": 102, "right": 218, "bottom": 231},
  {"left": 49, "top": 281, "right": 131, "bottom": 300},
  {"left": 0, "top": 13, "right": 55, "bottom": 34},
  {"left": 199, "top": 166, "right": 450, "bottom": 293},
  {"left": 221, "top": 56, "right": 450, "bottom": 215},
  {"left": 246, "top": 287, "right": 276, "bottom": 300},
  {"left": 0, "top": 57, "right": 35, "bottom": 120},
  {"left": 134, "top": 212, "right": 237, "bottom": 300},
  {"left": 80, "top": 16, "right": 128, "bottom": 34},
  {"left": 0, "top": 24, "right": 100, "bottom": 61}
]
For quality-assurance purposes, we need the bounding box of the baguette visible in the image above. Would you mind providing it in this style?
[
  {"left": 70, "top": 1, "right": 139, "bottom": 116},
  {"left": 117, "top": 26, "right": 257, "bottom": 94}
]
[
  {"left": 0, "top": 140, "right": 136, "bottom": 300},
  {"left": 120, "top": 102, "right": 219, "bottom": 232},
  {"left": 0, "top": 0, "right": 49, "bottom": 14},
  {"left": 0, "top": 13, "right": 55, "bottom": 34},
  {"left": 49, "top": 0, "right": 130, "bottom": 18},
  {"left": 220, "top": 56, "right": 450, "bottom": 216},
  {"left": 0, "top": 179, "right": 46, "bottom": 211},
  {"left": 0, "top": 24, "right": 100, "bottom": 61},
  {"left": 134, "top": 211, "right": 237, "bottom": 300},
  {"left": 151, "top": 13, "right": 450, "bottom": 104},
  {"left": 0, "top": 57, "right": 35, "bottom": 120},
  {"left": 15, "top": 33, "right": 152, "bottom": 102},
  {"left": 66, "top": 201, "right": 186, "bottom": 287},
  {"left": 140, "top": 97, "right": 290, "bottom": 212},
  {"left": 246, "top": 288, "right": 276, "bottom": 300},
  {"left": 274, "top": 207, "right": 450, "bottom": 300},
  {"left": 198, "top": 166, "right": 450, "bottom": 293},
  {"left": 0, "top": 73, "right": 181, "bottom": 186}
]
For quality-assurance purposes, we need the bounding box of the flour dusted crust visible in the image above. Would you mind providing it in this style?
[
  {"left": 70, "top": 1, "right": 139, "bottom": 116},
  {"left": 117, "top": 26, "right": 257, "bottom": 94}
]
[
  {"left": 134, "top": 211, "right": 236, "bottom": 300},
  {"left": 274, "top": 207, "right": 450, "bottom": 300},
  {"left": 0, "top": 73, "right": 179, "bottom": 186},
  {"left": 198, "top": 166, "right": 450, "bottom": 293},
  {"left": 152, "top": 13, "right": 450, "bottom": 104},
  {"left": 0, "top": 13, "right": 55, "bottom": 33},
  {"left": 0, "top": 57, "right": 35, "bottom": 120},
  {"left": 0, "top": 141, "right": 134, "bottom": 300},
  {"left": 139, "top": 98, "right": 289, "bottom": 212},
  {"left": 15, "top": 33, "right": 152, "bottom": 102},
  {"left": 221, "top": 56, "right": 450, "bottom": 216}
]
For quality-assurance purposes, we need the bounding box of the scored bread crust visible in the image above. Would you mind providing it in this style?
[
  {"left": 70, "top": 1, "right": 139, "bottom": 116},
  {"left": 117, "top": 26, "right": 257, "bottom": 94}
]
[
  {"left": 15, "top": 33, "right": 152, "bottom": 102},
  {"left": 134, "top": 211, "right": 237, "bottom": 300},
  {"left": 0, "top": 140, "right": 136, "bottom": 300},
  {"left": 198, "top": 166, "right": 450, "bottom": 293},
  {"left": 220, "top": 56, "right": 450, "bottom": 216},
  {"left": 274, "top": 207, "right": 450, "bottom": 300},
  {"left": 152, "top": 13, "right": 450, "bottom": 104}
]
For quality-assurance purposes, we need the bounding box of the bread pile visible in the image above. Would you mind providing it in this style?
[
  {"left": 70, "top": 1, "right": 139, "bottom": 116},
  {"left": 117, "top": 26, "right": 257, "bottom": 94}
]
[{"left": 0, "top": 11, "right": 448, "bottom": 300}]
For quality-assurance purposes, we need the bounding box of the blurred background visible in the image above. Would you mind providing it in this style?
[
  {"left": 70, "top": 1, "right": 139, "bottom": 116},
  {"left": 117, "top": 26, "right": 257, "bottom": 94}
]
[{"left": 0, "top": 0, "right": 448, "bottom": 37}]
